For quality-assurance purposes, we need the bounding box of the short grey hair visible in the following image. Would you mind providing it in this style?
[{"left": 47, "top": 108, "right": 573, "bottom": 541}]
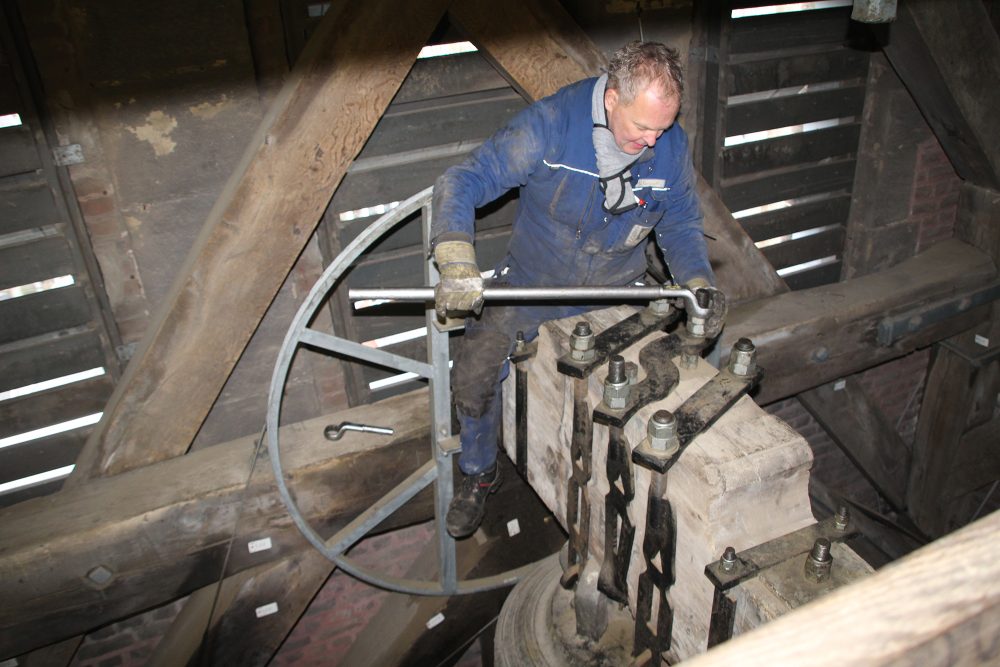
[{"left": 606, "top": 41, "right": 684, "bottom": 105}]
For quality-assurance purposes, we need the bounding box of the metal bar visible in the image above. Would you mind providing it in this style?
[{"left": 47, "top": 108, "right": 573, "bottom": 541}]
[
  {"left": 349, "top": 286, "right": 710, "bottom": 318},
  {"left": 325, "top": 459, "right": 438, "bottom": 557},
  {"left": 299, "top": 328, "right": 434, "bottom": 379}
]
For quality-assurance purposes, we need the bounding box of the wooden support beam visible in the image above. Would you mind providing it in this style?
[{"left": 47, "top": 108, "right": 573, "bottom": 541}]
[
  {"left": 448, "top": 0, "right": 605, "bottom": 103},
  {"left": 0, "top": 391, "right": 432, "bottom": 659},
  {"left": 723, "top": 239, "right": 998, "bottom": 405},
  {"left": 682, "top": 508, "right": 1000, "bottom": 667},
  {"left": 69, "top": 0, "right": 450, "bottom": 481},
  {"left": 882, "top": 0, "right": 1000, "bottom": 189},
  {"left": 799, "top": 378, "right": 911, "bottom": 511}
]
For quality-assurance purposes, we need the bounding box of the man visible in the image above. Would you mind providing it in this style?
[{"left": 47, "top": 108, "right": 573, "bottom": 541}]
[{"left": 431, "top": 42, "right": 718, "bottom": 538}]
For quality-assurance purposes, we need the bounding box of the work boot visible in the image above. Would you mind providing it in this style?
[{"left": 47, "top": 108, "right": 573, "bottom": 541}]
[{"left": 446, "top": 465, "right": 502, "bottom": 539}]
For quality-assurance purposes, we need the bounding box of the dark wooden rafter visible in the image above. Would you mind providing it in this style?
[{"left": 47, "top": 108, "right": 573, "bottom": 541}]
[
  {"left": 68, "top": 0, "right": 451, "bottom": 482},
  {"left": 882, "top": 0, "right": 1000, "bottom": 189}
]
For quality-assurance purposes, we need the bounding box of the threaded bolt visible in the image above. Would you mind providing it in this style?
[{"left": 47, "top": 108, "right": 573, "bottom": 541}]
[
  {"left": 804, "top": 538, "right": 833, "bottom": 583},
  {"left": 834, "top": 506, "right": 850, "bottom": 531},
  {"left": 728, "top": 337, "right": 757, "bottom": 377},
  {"left": 720, "top": 546, "right": 737, "bottom": 572},
  {"left": 624, "top": 361, "right": 639, "bottom": 385},
  {"left": 515, "top": 330, "right": 525, "bottom": 353},
  {"left": 603, "top": 355, "right": 630, "bottom": 409},
  {"left": 648, "top": 410, "right": 679, "bottom": 454},
  {"left": 570, "top": 321, "right": 596, "bottom": 361}
]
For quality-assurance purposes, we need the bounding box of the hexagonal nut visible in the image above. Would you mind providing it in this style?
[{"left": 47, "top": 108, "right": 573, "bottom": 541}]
[
  {"left": 687, "top": 316, "right": 706, "bottom": 337},
  {"left": 603, "top": 380, "right": 630, "bottom": 409},
  {"left": 647, "top": 299, "right": 672, "bottom": 316},
  {"left": 803, "top": 556, "right": 832, "bottom": 584},
  {"left": 681, "top": 352, "right": 699, "bottom": 369},
  {"left": 571, "top": 346, "right": 596, "bottom": 362},
  {"left": 729, "top": 353, "right": 756, "bottom": 377}
]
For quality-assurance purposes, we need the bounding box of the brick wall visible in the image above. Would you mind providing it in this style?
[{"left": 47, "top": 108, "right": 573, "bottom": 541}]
[{"left": 911, "top": 137, "right": 961, "bottom": 252}]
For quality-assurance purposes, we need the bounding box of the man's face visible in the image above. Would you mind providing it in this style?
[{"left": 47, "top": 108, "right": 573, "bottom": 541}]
[{"left": 604, "top": 84, "right": 680, "bottom": 155}]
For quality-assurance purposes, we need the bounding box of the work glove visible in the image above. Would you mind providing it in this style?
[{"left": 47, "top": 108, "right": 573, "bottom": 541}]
[
  {"left": 433, "top": 238, "right": 484, "bottom": 319},
  {"left": 686, "top": 277, "right": 727, "bottom": 340}
]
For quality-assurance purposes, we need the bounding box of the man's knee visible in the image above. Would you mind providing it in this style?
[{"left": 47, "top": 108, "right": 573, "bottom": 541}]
[{"left": 452, "top": 328, "right": 511, "bottom": 417}]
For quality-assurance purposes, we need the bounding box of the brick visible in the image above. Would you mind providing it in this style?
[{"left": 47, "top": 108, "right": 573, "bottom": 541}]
[{"left": 76, "top": 634, "right": 133, "bottom": 660}]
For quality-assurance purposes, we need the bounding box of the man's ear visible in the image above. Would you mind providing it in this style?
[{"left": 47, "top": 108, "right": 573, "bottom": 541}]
[{"left": 604, "top": 87, "right": 619, "bottom": 114}]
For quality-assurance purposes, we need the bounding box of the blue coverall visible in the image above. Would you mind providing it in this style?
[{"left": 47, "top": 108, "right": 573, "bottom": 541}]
[{"left": 431, "top": 77, "right": 713, "bottom": 475}]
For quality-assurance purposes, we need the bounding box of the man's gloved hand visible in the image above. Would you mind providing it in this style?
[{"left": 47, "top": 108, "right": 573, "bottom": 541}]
[
  {"left": 433, "top": 238, "right": 484, "bottom": 319},
  {"left": 686, "top": 277, "right": 727, "bottom": 340}
]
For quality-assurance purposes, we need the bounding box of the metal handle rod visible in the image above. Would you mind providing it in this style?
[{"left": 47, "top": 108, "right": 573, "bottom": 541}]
[{"left": 349, "top": 285, "right": 710, "bottom": 317}]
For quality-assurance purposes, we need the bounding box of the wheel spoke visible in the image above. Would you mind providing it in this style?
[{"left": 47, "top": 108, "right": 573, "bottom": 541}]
[{"left": 299, "top": 327, "right": 433, "bottom": 379}]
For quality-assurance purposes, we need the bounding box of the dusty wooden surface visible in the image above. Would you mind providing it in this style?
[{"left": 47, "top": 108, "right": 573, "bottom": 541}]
[
  {"left": 684, "top": 509, "right": 1000, "bottom": 667},
  {"left": 0, "top": 391, "right": 431, "bottom": 658},
  {"left": 501, "top": 306, "right": 815, "bottom": 661},
  {"left": 70, "top": 0, "right": 450, "bottom": 482}
]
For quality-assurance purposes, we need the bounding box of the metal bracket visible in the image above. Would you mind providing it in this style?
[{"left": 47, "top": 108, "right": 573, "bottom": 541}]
[
  {"left": 557, "top": 308, "right": 679, "bottom": 378},
  {"left": 593, "top": 333, "right": 685, "bottom": 428},
  {"left": 876, "top": 282, "right": 1000, "bottom": 347},
  {"left": 510, "top": 334, "right": 538, "bottom": 478},
  {"left": 52, "top": 143, "right": 84, "bottom": 166}
]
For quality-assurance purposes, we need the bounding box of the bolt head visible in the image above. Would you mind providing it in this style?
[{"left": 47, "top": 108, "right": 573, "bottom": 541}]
[
  {"left": 647, "top": 299, "right": 672, "bottom": 316},
  {"left": 570, "top": 323, "right": 595, "bottom": 361},
  {"left": 721, "top": 546, "right": 737, "bottom": 572},
  {"left": 687, "top": 316, "right": 706, "bottom": 337},
  {"left": 603, "top": 377, "right": 630, "bottom": 409},
  {"left": 728, "top": 340, "right": 757, "bottom": 377},
  {"left": 804, "top": 538, "right": 833, "bottom": 583},
  {"left": 834, "top": 506, "right": 850, "bottom": 531},
  {"left": 87, "top": 565, "right": 114, "bottom": 587},
  {"left": 647, "top": 410, "right": 679, "bottom": 453},
  {"left": 681, "top": 351, "right": 699, "bottom": 369}
]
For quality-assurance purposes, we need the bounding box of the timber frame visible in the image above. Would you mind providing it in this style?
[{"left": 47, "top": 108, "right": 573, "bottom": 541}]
[{"left": 3, "top": 0, "right": 1000, "bottom": 663}]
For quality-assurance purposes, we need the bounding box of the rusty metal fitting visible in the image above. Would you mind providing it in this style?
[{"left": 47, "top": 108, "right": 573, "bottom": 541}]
[
  {"left": 603, "top": 355, "right": 630, "bottom": 409},
  {"left": 687, "top": 316, "right": 706, "bottom": 338},
  {"left": 624, "top": 361, "right": 639, "bottom": 386},
  {"left": 728, "top": 337, "right": 757, "bottom": 377},
  {"left": 803, "top": 538, "right": 833, "bottom": 583},
  {"left": 834, "top": 505, "right": 850, "bottom": 531},
  {"left": 570, "top": 321, "right": 596, "bottom": 361},
  {"left": 647, "top": 410, "right": 679, "bottom": 455},
  {"left": 720, "top": 546, "right": 737, "bottom": 573},
  {"left": 515, "top": 330, "right": 526, "bottom": 353},
  {"left": 647, "top": 298, "right": 672, "bottom": 316}
]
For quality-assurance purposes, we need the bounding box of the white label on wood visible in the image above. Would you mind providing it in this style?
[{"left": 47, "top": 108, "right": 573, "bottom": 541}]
[
  {"left": 248, "top": 537, "right": 272, "bottom": 554},
  {"left": 255, "top": 602, "right": 279, "bottom": 618},
  {"left": 426, "top": 612, "right": 445, "bottom": 629},
  {"left": 833, "top": 379, "right": 846, "bottom": 391},
  {"left": 507, "top": 518, "right": 521, "bottom": 537},
  {"left": 975, "top": 334, "right": 990, "bottom": 347}
]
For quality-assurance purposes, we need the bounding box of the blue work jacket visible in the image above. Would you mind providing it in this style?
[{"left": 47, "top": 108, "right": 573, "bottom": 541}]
[{"left": 432, "top": 77, "right": 712, "bottom": 288}]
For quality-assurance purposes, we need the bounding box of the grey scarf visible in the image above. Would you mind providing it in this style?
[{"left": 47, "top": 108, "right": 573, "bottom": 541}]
[{"left": 592, "top": 73, "right": 645, "bottom": 214}]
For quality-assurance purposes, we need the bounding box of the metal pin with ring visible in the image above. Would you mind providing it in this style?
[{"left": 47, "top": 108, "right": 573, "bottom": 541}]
[{"left": 324, "top": 422, "right": 395, "bottom": 441}]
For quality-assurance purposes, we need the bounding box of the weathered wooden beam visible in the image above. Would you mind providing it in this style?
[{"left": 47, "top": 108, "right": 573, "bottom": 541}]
[
  {"left": 69, "top": 0, "right": 450, "bottom": 482},
  {"left": 949, "top": 417, "right": 1000, "bottom": 502},
  {"left": 681, "top": 508, "right": 1000, "bottom": 667},
  {"left": 723, "top": 239, "right": 998, "bottom": 405},
  {"left": 0, "top": 391, "right": 432, "bottom": 659},
  {"left": 799, "top": 378, "right": 911, "bottom": 511},
  {"left": 882, "top": 0, "right": 1000, "bottom": 189},
  {"left": 448, "top": 0, "right": 605, "bottom": 103}
]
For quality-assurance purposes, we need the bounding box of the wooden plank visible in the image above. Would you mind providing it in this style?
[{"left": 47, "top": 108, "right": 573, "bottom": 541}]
[
  {"left": 0, "top": 126, "right": 40, "bottom": 177},
  {"left": 682, "top": 510, "right": 1000, "bottom": 667},
  {"left": 0, "top": 325, "right": 106, "bottom": 393},
  {"left": 907, "top": 342, "right": 978, "bottom": 537},
  {"left": 0, "top": 375, "right": 112, "bottom": 439},
  {"left": 356, "top": 90, "right": 525, "bottom": 161},
  {"left": 0, "top": 234, "right": 75, "bottom": 290},
  {"left": 740, "top": 194, "right": 851, "bottom": 242},
  {"left": 392, "top": 52, "right": 509, "bottom": 105},
  {"left": 840, "top": 53, "right": 928, "bottom": 280},
  {"left": 13, "top": 636, "right": 83, "bottom": 667},
  {"left": 782, "top": 260, "right": 842, "bottom": 291},
  {"left": 760, "top": 226, "right": 845, "bottom": 272},
  {"left": 698, "top": 175, "right": 790, "bottom": 302},
  {"left": 332, "top": 153, "right": 471, "bottom": 218},
  {"left": 0, "top": 183, "right": 59, "bottom": 236},
  {"left": 693, "top": 2, "right": 732, "bottom": 187},
  {"left": 721, "top": 239, "right": 997, "bottom": 405},
  {"left": 948, "top": 418, "right": 1000, "bottom": 500},
  {"left": 954, "top": 183, "right": 1000, "bottom": 343},
  {"left": 68, "top": 0, "right": 451, "bottom": 482},
  {"left": 722, "top": 124, "right": 859, "bottom": 178},
  {"left": 448, "top": 0, "right": 605, "bottom": 103},
  {"left": 0, "top": 429, "right": 90, "bottom": 489},
  {"left": 729, "top": 46, "right": 869, "bottom": 96},
  {"left": 721, "top": 158, "right": 856, "bottom": 212},
  {"left": 728, "top": 6, "right": 853, "bottom": 54},
  {"left": 0, "top": 391, "right": 435, "bottom": 657},
  {"left": 0, "top": 285, "right": 92, "bottom": 345},
  {"left": 883, "top": 0, "right": 1000, "bottom": 189},
  {"left": 799, "top": 378, "right": 911, "bottom": 510},
  {"left": 726, "top": 85, "right": 866, "bottom": 137}
]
